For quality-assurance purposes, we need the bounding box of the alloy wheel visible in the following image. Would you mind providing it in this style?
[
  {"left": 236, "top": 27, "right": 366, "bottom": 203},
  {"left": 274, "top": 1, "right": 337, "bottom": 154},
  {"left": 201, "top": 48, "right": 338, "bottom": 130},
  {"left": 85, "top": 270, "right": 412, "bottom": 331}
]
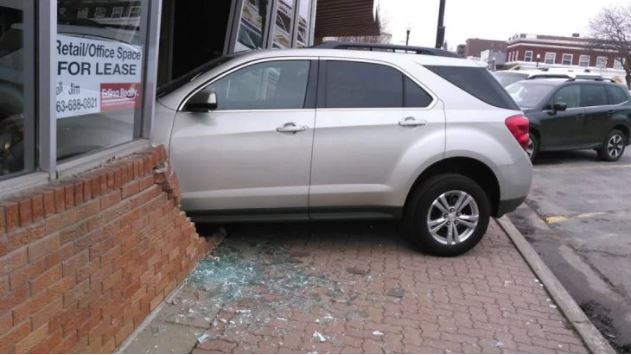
[
  {"left": 426, "top": 190, "right": 479, "bottom": 245},
  {"left": 607, "top": 134, "right": 624, "bottom": 159},
  {"left": 526, "top": 137, "right": 535, "bottom": 158}
]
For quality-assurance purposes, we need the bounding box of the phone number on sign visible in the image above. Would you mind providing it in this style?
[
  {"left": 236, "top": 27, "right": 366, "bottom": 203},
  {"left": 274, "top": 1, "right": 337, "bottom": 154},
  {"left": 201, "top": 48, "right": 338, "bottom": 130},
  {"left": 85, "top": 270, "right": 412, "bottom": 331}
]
[{"left": 56, "top": 98, "right": 98, "bottom": 114}]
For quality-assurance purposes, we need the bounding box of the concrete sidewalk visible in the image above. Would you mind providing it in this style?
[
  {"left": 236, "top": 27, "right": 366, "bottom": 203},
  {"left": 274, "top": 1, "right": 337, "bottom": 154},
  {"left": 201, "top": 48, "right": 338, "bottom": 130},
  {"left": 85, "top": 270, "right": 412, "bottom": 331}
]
[{"left": 121, "top": 220, "right": 590, "bottom": 354}]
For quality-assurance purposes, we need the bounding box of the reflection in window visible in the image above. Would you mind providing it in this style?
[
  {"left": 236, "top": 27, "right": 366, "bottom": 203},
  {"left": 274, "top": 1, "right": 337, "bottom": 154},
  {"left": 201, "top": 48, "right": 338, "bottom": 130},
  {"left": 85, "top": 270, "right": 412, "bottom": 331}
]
[
  {"left": 94, "top": 7, "right": 107, "bottom": 19},
  {"left": 128, "top": 6, "right": 141, "bottom": 18},
  {"left": 56, "top": 0, "right": 147, "bottom": 160},
  {"left": 0, "top": 3, "right": 34, "bottom": 178},
  {"left": 235, "top": 0, "right": 269, "bottom": 52},
  {"left": 296, "top": 0, "right": 311, "bottom": 47},
  {"left": 111, "top": 7, "right": 124, "bottom": 18},
  {"left": 197, "top": 61, "right": 310, "bottom": 110},
  {"left": 272, "top": 0, "right": 295, "bottom": 48},
  {"left": 77, "top": 8, "right": 89, "bottom": 18}
]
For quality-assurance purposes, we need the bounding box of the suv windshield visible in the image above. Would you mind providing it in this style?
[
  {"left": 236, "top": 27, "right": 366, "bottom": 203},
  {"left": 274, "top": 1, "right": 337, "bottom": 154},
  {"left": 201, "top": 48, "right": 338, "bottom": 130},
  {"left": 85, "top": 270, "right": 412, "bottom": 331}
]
[
  {"left": 505, "top": 81, "right": 557, "bottom": 109},
  {"left": 157, "top": 55, "right": 239, "bottom": 97}
]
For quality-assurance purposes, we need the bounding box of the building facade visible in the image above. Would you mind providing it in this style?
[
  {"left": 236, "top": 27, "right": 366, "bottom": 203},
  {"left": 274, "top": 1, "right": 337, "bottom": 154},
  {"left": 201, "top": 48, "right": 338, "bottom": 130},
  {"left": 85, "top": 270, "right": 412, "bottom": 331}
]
[
  {"left": 505, "top": 33, "right": 622, "bottom": 69},
  {"left": 158, "top": 0, "right": 318, "bottom": 84},
  {"left": 464, "top": 38, "right": 507, "bottom": 58}
]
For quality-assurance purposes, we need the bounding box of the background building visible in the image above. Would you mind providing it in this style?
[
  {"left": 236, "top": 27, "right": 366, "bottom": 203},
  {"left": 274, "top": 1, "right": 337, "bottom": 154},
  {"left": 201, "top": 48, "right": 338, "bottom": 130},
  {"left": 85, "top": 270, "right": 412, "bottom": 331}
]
[
  {"left": 505, "top": 33, "right": 622, "bottom": 69},
  {"left": 464, "top": 38, "right": 507, "bottom": 58}
]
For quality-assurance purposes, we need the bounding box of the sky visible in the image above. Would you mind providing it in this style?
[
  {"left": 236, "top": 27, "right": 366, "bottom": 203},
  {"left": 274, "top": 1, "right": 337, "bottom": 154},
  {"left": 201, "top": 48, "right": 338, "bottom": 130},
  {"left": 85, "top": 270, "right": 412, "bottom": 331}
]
[{"left": 378, "top": 0, "right": 630, "bottom": 50}]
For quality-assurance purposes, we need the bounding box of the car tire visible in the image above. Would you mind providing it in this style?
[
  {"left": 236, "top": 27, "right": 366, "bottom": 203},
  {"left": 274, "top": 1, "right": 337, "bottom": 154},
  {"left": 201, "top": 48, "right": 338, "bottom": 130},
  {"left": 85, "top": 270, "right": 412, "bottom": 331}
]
[
  {"left": 597, "top": 129, "right": 626, "bottom": 162},
  {"left": 404, "top": 174, "right": 490, "bottom": 257},
  {"left": 527, "top": 133, "right": 539, "bottom": 162}
]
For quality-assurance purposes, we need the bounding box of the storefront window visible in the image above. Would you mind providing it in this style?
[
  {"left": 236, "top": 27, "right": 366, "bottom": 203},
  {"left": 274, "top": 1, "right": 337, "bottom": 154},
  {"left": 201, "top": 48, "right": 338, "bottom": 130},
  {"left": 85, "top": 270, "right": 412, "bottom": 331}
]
[
  {"left": 235, "top": 0, "right": 269, "bottom": 52},
  {"left": 272, "top": 0, "right": 295, "bottom": 48},
  {"left": 56, "top": 0, "right": 147, "bottom": 161},
  {"left": 296, "top": 0, "right": 311, "bottom": 47},
  {"left": 0, "top": 2, "right": 34, "bottom": 179}
]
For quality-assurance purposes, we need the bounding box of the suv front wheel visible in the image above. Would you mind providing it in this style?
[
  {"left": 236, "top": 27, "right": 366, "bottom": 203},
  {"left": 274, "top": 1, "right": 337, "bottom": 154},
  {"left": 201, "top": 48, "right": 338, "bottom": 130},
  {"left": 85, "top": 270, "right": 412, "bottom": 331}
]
[{"left": 405, "top": 174, "right": 490, "bottom": 256}]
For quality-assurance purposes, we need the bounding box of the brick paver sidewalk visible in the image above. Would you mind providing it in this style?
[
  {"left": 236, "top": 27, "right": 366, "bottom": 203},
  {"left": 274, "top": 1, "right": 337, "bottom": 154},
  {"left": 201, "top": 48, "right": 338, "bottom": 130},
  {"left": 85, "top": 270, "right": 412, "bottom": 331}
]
[{"left": 125, "top": 220, "right": 589, "bottom": 354}]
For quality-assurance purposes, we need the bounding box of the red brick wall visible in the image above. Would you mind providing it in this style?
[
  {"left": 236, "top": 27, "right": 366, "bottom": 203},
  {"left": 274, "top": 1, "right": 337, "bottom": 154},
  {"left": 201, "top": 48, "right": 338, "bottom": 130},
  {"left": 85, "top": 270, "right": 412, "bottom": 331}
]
[{"left": 0, "top": 146, "right": 208, "bottom": 353}]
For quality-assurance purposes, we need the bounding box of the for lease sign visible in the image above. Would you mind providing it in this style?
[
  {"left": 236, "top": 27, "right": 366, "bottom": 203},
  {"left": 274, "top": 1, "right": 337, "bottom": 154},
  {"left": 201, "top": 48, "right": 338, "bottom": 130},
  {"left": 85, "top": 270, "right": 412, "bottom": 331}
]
[{"left": 55, "top": 34, "right": 143, "bottom": 119}]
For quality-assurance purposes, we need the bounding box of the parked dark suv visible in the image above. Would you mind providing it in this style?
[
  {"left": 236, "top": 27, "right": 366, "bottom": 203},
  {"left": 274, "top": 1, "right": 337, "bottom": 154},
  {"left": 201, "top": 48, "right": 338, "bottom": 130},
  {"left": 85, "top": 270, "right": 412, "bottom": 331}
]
[{"left": 506, "top": 78, "right": 631, "bottom": 161}]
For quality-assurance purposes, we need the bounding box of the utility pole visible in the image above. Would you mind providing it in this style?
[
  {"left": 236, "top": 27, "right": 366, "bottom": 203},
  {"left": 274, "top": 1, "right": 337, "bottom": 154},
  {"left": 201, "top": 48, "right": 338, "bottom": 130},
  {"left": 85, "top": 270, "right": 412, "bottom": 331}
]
[
  {"left": 406, "top": 28, "right": 411, "bottom": 46},
  {"left": 435, "top": 0, "right": 446, "bottom": 49}
]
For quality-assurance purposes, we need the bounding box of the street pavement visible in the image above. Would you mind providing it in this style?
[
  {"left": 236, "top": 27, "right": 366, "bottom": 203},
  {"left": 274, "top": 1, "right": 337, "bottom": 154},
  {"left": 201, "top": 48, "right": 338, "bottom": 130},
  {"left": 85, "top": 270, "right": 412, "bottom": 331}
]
[
  {"left": 123, "top": 220, "right": 588, "bottom": 354},
  {"left": 509, "top": 149, "right": 631, "bottom": 352}
]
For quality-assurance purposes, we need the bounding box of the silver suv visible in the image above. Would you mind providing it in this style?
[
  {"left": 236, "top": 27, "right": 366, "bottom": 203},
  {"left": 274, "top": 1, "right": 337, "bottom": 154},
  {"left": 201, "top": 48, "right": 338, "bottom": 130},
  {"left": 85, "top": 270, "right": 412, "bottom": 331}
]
[{"left": 153, "top": 43, "right": 532, "bottom": 256}]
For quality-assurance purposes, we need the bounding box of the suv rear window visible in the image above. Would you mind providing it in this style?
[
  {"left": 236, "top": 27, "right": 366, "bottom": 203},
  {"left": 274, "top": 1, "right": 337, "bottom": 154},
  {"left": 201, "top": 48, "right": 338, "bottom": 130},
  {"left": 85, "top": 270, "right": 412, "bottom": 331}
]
[
  {"left": 606, "top": 85, "right": 629, "bottom": 105},
  {"left": 426, "top": 66, "right": 519, "bottom": 110},
  {"left": 580, "top": 84, "right": 608, "bottom": 107}
]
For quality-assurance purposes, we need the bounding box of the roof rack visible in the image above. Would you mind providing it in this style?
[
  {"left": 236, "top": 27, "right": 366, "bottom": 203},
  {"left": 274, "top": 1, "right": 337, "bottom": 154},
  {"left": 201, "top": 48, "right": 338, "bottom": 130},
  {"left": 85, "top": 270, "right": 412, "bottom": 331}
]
[
  {"left": 567, "top": 77, "right": 615, "bottom": 83},
  {"left": 313, "top": 41, "right": 460, "bottom": 58}
]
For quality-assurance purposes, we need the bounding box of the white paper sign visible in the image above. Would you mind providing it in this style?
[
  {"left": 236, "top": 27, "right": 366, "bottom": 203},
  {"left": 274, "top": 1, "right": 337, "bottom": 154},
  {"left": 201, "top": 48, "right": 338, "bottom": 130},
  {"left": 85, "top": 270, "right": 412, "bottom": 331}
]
[{"left": 55, "top": 34, "right": 143, "bottom": 119}]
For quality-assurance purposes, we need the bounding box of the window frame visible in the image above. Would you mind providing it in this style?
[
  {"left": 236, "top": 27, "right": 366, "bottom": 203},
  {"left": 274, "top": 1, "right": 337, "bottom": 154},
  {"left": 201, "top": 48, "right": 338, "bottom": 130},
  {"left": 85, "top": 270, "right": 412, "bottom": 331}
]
[
  {"left": 179, "top": 57, "right": 320, "bottom": 112},
  {"left": 524, "top": 51, "right": 533, "bottom": 62},
  {"left": 544, "top": 52, "right": 556, "bottom": 64},
  {"left": 561, "top": 53, "right": 573, "bottom": 66},
  {"left": 578, "top": 55, "right": 591, "bottom": 67},
  {"left": 111, "top": 6, "right": 124, "bottom": 19},
  {"left": 316, "top": 58, "right": 437, "bottom": 110},
  {"left": 596, "top": 56, "right": 608, "bottom": 68}
]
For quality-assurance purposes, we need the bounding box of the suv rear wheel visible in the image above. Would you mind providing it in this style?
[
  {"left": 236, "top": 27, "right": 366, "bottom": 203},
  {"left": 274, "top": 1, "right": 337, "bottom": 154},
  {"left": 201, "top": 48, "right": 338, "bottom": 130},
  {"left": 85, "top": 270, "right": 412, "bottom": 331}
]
[
  {"left": 527, "top": 133, "right": 539, "bottom": 162},
  {"left": 597, "top": 129, "right": 626, "bottom": 162},
  {"left": 405, "top": 174, "right": 490, "bottom": 256}
]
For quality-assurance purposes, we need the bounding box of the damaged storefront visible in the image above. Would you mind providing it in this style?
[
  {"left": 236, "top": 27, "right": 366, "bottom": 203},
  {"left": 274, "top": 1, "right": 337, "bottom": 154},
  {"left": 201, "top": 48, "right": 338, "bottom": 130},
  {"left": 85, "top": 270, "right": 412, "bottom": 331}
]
[
  {"left": 157, "top": 0, "right": 317, "bottom": 85},
  {"left": 0, "top": 0, "right": 379, "bottom": 352},
  {"left": 0, "top": 1, "right": 208, "bottom": 353}
]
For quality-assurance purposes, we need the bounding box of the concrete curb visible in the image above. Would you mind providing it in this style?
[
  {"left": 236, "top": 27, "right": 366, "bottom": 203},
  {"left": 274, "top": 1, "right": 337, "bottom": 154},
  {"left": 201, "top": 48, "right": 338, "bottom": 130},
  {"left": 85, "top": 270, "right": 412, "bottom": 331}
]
[{"left": 496, "top": 216, "right": 616, "bottom": 354}]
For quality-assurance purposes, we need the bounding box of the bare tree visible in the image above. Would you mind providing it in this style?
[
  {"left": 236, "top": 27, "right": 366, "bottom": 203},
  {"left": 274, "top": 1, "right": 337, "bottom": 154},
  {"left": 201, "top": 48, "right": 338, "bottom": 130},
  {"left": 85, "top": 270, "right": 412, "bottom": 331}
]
[{"left": 590, "top": 5, "right": 631, "bottom": 88}]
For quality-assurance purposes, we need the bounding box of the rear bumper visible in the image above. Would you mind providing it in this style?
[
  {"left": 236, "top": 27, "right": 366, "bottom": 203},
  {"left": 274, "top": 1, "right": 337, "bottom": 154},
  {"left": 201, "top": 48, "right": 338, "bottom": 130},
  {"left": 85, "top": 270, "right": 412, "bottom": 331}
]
[{"left": 495, "top": 197, "right": 526, "bottom": 217}]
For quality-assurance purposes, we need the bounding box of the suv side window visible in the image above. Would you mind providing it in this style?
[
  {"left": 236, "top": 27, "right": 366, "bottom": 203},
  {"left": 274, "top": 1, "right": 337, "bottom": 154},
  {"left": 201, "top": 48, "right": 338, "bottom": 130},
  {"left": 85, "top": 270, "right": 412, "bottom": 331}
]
[
  {"left": 323, "top": 61, "right": 432, "bottom": 108},
  {"left": 404, "top": 77, "right": 433, "bottom": 107},
  {"left": 551, "top": 85, "right": 580, "bottom": 109},
  {"left": 580, "top": 84, "right": 609, "bottom": 107},
  {"left": 197, "top": 60, "right": 311, "bottom": 110},
  {"left": 606, "top": 85, "right": 629, "bottom": 105}
]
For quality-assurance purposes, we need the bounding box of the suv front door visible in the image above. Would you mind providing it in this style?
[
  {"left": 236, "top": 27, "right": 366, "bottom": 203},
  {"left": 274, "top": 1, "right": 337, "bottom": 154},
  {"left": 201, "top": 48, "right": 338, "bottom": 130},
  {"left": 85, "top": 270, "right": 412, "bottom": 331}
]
[
  {"left": 309, "top": 59, "right": 445, "bottom": 217},
  {"left": 170, "top": 59, "right": 317, "bottom": 214},
  {"left": 541, "top": 84, "right": 584, "bottom": 149}
]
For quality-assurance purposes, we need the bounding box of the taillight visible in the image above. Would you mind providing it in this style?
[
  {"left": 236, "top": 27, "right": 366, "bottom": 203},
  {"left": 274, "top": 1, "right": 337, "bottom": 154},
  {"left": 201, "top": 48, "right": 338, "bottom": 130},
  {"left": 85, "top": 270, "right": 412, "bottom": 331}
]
[{"left": 505, "top": 114, "right": 530, "bottom": 150}]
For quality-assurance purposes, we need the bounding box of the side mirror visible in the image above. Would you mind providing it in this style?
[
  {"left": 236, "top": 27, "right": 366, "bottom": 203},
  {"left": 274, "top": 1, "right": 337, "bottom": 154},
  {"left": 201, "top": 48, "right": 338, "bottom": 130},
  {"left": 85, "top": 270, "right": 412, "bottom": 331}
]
[
  {"left": 546, "top": 102, "right": 567, "bottom": 115},
  {"left": 553, "top": 102, "right": 568, "bottom": 112},
  {"left": 185, "top": 91, "right": 218, "bottom": 112}
]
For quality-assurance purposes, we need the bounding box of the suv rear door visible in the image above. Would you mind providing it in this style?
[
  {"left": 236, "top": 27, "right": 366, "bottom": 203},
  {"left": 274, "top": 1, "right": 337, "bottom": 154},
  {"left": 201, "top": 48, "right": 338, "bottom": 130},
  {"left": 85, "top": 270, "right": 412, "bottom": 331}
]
[
  {"left": 309, "top": 59, "right": 445, "bottom": 217},
  {"left": 580, "top": 83, "right": 612, "bottom": 146}
]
